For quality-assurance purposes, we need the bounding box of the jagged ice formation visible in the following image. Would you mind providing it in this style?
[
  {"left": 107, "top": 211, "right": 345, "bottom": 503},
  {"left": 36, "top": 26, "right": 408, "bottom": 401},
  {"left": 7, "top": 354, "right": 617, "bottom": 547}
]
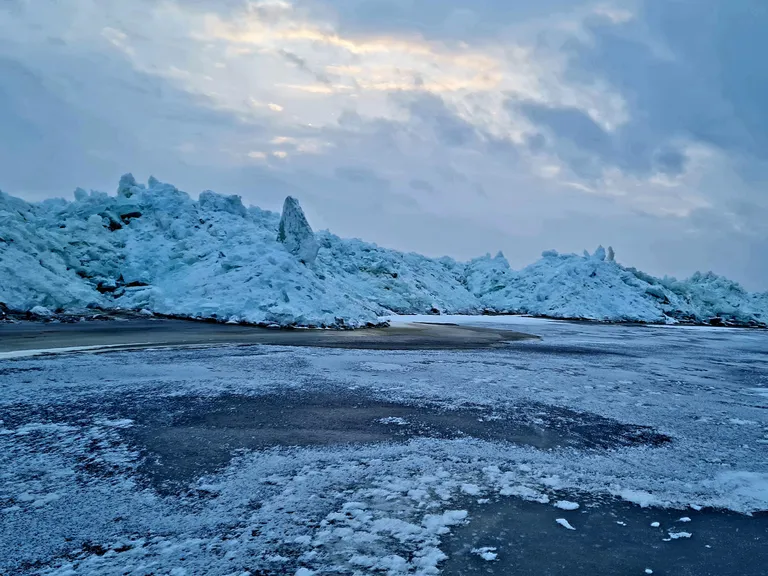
[{"left": 1, "top": 175, "right": 766, "bottom": 327}]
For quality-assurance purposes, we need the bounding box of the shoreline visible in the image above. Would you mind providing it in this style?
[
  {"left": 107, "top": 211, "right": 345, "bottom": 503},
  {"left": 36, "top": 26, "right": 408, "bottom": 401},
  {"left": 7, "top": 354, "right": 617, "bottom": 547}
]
[
  {"left": 3, "top": 306, "right": 766, "bottom": 331},
  {"left": 0, "top": 317, "right": 539, "bottom": 357}
]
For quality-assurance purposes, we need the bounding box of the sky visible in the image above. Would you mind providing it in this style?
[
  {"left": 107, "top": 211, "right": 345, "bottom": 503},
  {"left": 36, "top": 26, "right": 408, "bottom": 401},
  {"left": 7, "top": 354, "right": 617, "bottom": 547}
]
[{"left": 1, "top": 0, "right": 767, "bottom": 289}]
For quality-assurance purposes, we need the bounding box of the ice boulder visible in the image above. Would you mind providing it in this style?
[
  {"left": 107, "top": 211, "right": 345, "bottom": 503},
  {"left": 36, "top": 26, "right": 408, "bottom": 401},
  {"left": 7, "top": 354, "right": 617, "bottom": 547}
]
[
  {"left": 277, "top": 196, "right": 319, "bottom": 264},
  {"left": 117, "top": 173, "right": 145, "bottom": 198}
]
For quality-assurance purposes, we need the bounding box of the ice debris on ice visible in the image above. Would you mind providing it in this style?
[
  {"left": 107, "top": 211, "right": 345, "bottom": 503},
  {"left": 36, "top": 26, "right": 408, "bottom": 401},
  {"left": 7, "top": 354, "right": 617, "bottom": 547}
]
[
  {"left": 553, "top": 500, "right": 580, "bottom": 510},
  {"left": 2, "top": 175, "right": 767, "bottom": 328},
  {"left": 555, "top": 518, "right": 576, "bottom": 530},
  {"left": 471, "top": 546, "right": 498, "bottom": 561}
]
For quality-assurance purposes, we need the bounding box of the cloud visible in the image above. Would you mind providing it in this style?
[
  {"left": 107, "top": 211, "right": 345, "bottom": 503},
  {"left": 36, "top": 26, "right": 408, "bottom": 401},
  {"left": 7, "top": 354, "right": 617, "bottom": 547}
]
[
  {"left": 293, "top": 0, "right": 580, "bottom": 40},
  {"left": 399, "top": 93, "right": 479, "bottom": 147},
  {"left": 524, "top": 1, "right": 768, "bottom": 179}
]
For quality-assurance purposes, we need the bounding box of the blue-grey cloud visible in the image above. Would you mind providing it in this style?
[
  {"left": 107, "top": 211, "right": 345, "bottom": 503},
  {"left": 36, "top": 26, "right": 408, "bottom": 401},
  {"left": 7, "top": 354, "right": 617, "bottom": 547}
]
[
  {"left": 297, "top": 0, "right": 577, "bottom": 39},
  {"left": 520, "top": 1, "right": 768, "bottom": 180},
  {"left": 398, "top": 92, "right": 478, "bottom": 147},
  {"left": 0, "top": 57, "right": 135, "bottom": 195}
]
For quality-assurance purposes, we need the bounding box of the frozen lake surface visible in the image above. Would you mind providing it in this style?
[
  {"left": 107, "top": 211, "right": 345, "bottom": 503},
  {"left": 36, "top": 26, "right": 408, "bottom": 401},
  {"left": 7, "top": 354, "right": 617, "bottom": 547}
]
[{"left": 1, "top": 316, "right": 766, "bottom": 575}]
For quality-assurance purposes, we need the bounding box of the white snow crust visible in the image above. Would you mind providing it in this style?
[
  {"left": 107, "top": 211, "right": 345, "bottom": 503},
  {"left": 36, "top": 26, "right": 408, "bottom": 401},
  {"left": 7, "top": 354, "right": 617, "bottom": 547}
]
[{"left": 2, "top": 175, "right": 767, "bottom": 327}]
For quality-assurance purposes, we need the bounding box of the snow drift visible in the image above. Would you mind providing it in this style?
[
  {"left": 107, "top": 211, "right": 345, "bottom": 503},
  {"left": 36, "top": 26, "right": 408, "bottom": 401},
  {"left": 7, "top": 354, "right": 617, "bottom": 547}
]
[{"left": 1, "top": 175, "right": 766, "bottom": 327}]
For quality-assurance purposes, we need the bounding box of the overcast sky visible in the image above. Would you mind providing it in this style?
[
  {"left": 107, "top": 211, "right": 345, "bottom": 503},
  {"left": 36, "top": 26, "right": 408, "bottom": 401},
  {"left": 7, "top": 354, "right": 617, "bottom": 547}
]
[{"left": 1, "top": 0, "right": 766, "bottom": 289}]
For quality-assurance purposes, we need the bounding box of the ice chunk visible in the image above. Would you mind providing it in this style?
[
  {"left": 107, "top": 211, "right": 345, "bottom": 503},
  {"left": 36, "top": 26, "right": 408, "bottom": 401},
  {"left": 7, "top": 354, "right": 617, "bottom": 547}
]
[
  {"left": 277, "top": 196, "right": 319, "bottom": 265},
  {"left": 29, "top": 305, "right": 53, "bottom": 317},
  {"left": 199, "top": 190, "right": 247, "bottom": 217},
  {"left": 553, "top": 500, "right": 580, "bottom": 510},
  {"left": 593, "top": 245, "right": 606, "bottom": 261},
  {"left": 555, "top": 518, "right": 576, "bottom": 530},
  {"left": 471, "top": 546, "right": 498, "bottom": 561},
  {"left": 117, "top": 173, "right": 144, "bottom": 198}
]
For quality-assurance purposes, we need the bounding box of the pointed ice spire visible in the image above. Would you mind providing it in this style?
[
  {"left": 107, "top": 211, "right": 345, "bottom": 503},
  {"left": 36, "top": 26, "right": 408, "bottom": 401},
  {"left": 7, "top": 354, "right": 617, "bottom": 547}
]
[
  {"left": 593, "top": 245, "right": 606, "bottom": 261},
  {"left": 117, "top": 173, "right": 143, "bottom": 198},
  {"left": 277, "top": 196, "right": 319, "bottom": 264}
]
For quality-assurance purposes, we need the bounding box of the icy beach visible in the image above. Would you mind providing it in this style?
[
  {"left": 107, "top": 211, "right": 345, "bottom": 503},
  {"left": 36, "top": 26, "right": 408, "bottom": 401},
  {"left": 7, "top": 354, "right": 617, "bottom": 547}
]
[{"left": 1, "top": 315, "right": 766, "bottom": 575}]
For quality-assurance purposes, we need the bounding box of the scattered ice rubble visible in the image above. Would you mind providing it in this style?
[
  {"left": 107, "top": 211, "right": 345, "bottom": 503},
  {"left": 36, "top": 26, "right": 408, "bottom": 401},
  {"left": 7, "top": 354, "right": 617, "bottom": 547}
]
[{"left": 2, "top": 174, "right": 767, "bottom": 328}]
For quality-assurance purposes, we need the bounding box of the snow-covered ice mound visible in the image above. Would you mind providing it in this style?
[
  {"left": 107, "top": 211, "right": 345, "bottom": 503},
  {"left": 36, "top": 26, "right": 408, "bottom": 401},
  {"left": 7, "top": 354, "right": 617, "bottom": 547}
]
[
  {"left": 468, "top": 247, "right": 768, "bottom": 326},
  {"left": 1, "top": 175, "right": 766, "bottom": 327},
  {"left": 0, "top": 175, "right": 477, "bottom": 327}
]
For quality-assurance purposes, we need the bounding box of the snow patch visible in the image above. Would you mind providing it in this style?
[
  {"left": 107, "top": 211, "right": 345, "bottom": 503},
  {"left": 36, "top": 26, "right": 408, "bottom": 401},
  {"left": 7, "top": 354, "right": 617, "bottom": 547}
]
[
  {"left": 360, "top": 362, "right": 406, "bottom": 372},
  {"left": 460, "top": 484, "right": 482, "bottom": 496},
  {"left": 714, "top": 472, "right": 768, "bottom": 510},
  {"left": 377, "top": 417, "right": 409, "bottom": 426},
  {"left": 614, "top": 488, "right": 661, "bottom": 508}
]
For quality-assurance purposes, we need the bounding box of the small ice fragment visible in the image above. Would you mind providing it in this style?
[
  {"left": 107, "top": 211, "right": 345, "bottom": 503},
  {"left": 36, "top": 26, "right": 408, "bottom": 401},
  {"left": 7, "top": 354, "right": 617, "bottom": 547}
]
[
  {"left": 471, "top": 547, "right": 498, "bottom": 561},
  {"left": 556, "top": 518, "right": 575, "bottom": 530},
  {"left": 678, "top": 517, "right": 691, "bottom": 523},
  {"left": 377, "top": 417, "right": 408, "bottom": 426},
  {"left": 616, "top": 521, "right": 627, "bottom": 526},
  {"left": 461, "top": 484, "right": 482, "bottom": 496},
  {"left": 650, "top": 522, "right": 660, "bottom": 528},
  {"left": 477, "top": 498, "right": 490, "bottom": 504},
  {"left": 645, "top": 569, "right": 653, "bottom": 574},
  {"left": 705, "top": 545, "right": 712, "bottom": 549},
  {"left": 554, "top": 500, "right": 580, "bottom": 511},
  {"left": 668, "top": 531, "right": 692, "bottom": 539},
  {"left": 690, "top": 505, "right": 703, "bottom": 511}
]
